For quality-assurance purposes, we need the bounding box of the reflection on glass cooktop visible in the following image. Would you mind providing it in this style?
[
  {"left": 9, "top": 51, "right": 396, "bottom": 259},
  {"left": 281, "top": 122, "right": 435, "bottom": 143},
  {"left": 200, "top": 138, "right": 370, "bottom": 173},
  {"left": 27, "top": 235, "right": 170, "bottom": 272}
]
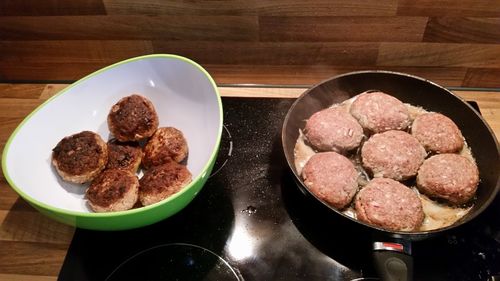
[{"left": 59, "top": 98, "right": 499, "bottom": 281}]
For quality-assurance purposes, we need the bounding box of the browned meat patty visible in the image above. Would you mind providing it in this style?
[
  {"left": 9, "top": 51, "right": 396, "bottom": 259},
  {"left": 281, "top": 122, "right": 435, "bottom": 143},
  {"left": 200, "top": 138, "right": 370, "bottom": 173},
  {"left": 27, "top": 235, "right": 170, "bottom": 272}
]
[
  {"left": 302, "top": 152, "right": 359, "bottom": 209},
  {"left": 142, "top": 127, "right": 188, "bottom": 169},
  {"left": 52, "top": 131, "right": 108, "bottom": 184},
  {"left": 411, "top": 112, "right": 464, "bottom": 153},
  {"left": 350, "top": 91, "right": 411, "bottom": 133},
  {"left": 304, "top": 106, "right": 364, "bottom": 153},
  {"left": 107, "top": 94, "right": 159, "bottom": 142},
  {"left": 417, "top": 154, "right": 479, "bottom": 205},
  {"left": 361, "top": 130, "right": 426, "bottom": 181},
  {"left": 355, "top": 178, "right": 424, "bottom": 231},
  {"left": 106, "top": 139, "right": 143, "bottom": 173},
  {"left": 86, "top": 169, "right": 139, "bottom": 212},
  {"left": 139, "top": 161, "right": 192, "bottom": 206}
]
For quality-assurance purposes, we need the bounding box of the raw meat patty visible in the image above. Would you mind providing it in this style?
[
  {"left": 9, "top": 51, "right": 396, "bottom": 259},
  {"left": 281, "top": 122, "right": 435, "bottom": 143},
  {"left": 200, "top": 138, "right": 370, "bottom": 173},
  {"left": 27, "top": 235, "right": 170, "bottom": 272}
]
[
  {"left": 411, "top": 112, "right": 464, "bottom": 153},
  {"left": 350, "top": 91, "right": 411, "bottom": 133},
  {"left": 304, "top": 106, "right": 364, "bottom": 153},
  {"left": 302, "top": 151, "right": 359, "bottom": 209},
  {"left": 417, "top": 154, "right": 479, "bottom": 205},
  {"left": 355, "top": 178, "right": 424, "bottom": 231},
  {"left": 361, "top": 130, "right": 426, "bottom": 181}
]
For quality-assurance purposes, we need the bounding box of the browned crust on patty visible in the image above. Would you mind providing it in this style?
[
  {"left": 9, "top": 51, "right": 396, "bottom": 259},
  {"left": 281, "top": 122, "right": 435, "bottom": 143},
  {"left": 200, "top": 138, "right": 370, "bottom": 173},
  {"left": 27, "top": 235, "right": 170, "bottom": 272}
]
[
  {"left": 106, "top": 139, "right": 143, "bottom": 173},
  {"left": 142, "top": 127, "right": 188, "bottom": 169},
  {"left": 139, "top": 161, "right": 192, "bottom": 206},
  {"left": 86, "top": 169, "right": 139, "bottom": 212},
  {"left": 355, "top": 178, "right": 424, "bottom": 231},
  {"left": 52, "top": 131, "right": 108, "bottom": 184},
  {"left": 107, "top": 94, "right": 159, "bottom": 142}
]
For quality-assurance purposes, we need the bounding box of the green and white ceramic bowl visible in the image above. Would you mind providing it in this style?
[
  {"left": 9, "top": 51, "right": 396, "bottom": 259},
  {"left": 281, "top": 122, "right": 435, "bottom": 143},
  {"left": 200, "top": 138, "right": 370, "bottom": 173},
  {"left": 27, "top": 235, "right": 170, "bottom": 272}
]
[{"left": 2, "top": 54, "right": 223, "bottom": 231}]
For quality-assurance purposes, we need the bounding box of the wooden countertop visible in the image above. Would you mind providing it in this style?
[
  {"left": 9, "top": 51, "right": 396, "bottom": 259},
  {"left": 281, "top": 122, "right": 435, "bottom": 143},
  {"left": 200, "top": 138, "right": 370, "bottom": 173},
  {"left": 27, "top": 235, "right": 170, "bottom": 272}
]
[{"left": 0, "top": 83, "right": 499, "bottom": 280}]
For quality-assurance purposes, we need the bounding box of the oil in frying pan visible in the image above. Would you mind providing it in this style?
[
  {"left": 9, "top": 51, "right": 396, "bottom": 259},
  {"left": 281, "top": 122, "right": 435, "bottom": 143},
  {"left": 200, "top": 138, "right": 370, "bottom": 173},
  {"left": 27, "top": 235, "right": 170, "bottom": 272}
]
[{"left": 293, "top": 94, "right": 476, "bottom": 232}]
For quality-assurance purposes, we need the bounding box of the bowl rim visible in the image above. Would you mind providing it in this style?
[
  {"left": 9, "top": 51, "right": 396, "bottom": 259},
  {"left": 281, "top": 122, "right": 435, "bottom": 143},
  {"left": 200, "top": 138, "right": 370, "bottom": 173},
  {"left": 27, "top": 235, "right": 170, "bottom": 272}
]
[{"left": 1, "top": 54, "right": 223, "bottom": 218}]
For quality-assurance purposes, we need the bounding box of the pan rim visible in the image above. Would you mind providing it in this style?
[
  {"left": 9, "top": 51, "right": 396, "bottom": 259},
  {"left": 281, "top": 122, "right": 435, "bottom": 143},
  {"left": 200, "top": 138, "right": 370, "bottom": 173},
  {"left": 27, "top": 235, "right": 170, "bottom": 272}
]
[{"left": 281, "top": 70, "right": 500, "bottom": 238}]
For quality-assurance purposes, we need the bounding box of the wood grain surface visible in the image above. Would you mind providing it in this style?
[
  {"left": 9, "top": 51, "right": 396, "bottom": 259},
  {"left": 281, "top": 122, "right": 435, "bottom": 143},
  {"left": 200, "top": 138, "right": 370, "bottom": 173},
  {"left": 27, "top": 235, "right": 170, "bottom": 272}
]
[
  {"left": 0, "top": 16, "right": 259, "bottom": 41},
  {"left": 0, "top": 83, "right": 499, "bottom": 280},
  {"left": 103, "top": 0, "right": 400, "bottom": 16},
  {"left": 258, "top": 16, "right": 428, "bottom": 42},
  {"left": 396, "top": 0, "right": 500, "bottom": 17},
  {"left": 423, "top": 17, "right": 500, "bottom": 43},
  {"left": 1, "top": 1, "right": 500, "bottom": 87},
  {"left": 377, "top": 43, "right": 500, "bottom": 68}
]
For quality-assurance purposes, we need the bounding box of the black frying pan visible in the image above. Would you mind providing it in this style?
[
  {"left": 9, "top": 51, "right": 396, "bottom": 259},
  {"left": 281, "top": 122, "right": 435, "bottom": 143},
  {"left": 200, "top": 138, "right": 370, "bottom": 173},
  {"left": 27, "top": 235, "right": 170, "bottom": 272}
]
[{"left": 281, "top": 71, "right": 500, "bottom": 281}]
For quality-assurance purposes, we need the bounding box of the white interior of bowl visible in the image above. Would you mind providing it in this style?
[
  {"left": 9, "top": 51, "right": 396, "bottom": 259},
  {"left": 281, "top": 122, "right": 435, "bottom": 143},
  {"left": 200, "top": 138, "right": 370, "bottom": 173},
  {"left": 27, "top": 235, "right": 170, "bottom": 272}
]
[{"left": 3, "top": 55, "right": 221, "bottom": 212}]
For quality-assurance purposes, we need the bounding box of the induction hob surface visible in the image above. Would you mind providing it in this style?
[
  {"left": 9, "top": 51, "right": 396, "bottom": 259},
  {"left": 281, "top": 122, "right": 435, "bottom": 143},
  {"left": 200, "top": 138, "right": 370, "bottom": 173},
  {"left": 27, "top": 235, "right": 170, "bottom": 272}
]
[{"left": 59, "top": 97, "right": 500, "bottom": 281}]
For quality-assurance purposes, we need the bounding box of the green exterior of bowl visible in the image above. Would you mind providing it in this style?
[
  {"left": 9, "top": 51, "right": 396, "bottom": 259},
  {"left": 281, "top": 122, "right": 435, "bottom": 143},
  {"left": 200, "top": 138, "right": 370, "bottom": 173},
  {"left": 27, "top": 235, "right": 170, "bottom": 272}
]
[
  {"left": 2, "top": 54, "right": 223, "bottom": 231},
  {"left": 31, "top": 158, "right": 217, "bottom": 230}
]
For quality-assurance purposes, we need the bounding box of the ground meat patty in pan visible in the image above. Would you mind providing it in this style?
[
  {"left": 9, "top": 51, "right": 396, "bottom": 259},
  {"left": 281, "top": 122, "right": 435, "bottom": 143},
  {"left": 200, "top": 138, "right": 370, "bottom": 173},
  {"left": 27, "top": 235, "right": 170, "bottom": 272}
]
[
  {"left": 52, "top": 131, "right": 108, "bottom": 184},
  {"left": 350, "top": 91, "right": 411, "bottom": 133},
  {"left": 304, "top": 106, "right": 364, "bottom": 153},
  {"left": 86, "top": 169, "right": 139, "bottom": 212},
  {"left": 355, "top": 178, "right": 424, "bottom": 231},
  {"left": 107, "top": 94, "right": 159, "bottom": 142},
  {"left": 139, "top": 161, "right": 192, "bottom": 206},
  {"left": 417, "top": 154, "right": 479, "bottom": 205},
  {"left": 361, "top": 130, "right": 426, "bottom": 181},
  {"left": 301, "top": 151, "right": 359, "bottom": 210},
  {"left": 411, "top": 112, "right": 464, "bottom": 154}
]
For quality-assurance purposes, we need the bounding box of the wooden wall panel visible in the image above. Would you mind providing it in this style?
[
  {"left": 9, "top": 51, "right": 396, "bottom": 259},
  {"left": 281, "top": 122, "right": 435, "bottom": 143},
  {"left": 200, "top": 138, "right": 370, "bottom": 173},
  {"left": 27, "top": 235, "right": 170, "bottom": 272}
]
[
  {"left": 0, "top": 63, "right": 106, "bottom": 81},
  {"left": 0, "top": 41, "right": 153, "bottom": 80},
  {"left": 104, "top": 0, "right": 398, "bottom": 16},
  {"left": 423, "top": 18, "right": 500, "bottom": 43},
  {"left": 378, "top": 43, "right": 500, "bottom": 68},
  {"left": 0, "top": 0, "right": 106, "bottom": 16},
  {"left": 256, "top": 0, "right": 399, "bottom": 16},
  {"left": 152, "top": 42, "right": 379, "bottom": 65},
  {"left": 103, "top": 0, "right": 258, "bottom": 16},
  {"left": 0, "top": 0, "right": 499, "bottom": 88},
  {"left": 259, "top": 16, "right": 427, "bottom": 42},
  {"left": 205, "top": 65, "right": 467, "bottom": 86},
  {"left": 463, "top": 68, "right": 500, "bottom": 88},
  {"left": 0, "top": 41, "right": 154, "bottom": 64},
  {"left": 397, "top": 0, "right": 500, "bottom": 17},
  {"left": 0, "top": 16, "right": 258, "bottom": 41}
]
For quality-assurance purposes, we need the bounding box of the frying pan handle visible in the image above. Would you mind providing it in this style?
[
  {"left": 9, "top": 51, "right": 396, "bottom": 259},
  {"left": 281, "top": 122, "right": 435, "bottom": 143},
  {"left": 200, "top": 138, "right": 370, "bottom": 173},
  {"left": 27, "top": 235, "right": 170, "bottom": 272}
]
[{"left": 373, "top": 241, "right": 413, "bottom": 281}]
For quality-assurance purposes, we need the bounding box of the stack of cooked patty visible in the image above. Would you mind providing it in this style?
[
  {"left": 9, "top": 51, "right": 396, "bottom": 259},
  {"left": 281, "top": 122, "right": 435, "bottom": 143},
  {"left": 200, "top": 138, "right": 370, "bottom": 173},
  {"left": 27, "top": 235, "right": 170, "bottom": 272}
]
[
  {"left": 52, "top": 94, "right": 192, "bottom": 212},
  {"left": 300, "top": 91, "right": 479, "bottom": 231}
]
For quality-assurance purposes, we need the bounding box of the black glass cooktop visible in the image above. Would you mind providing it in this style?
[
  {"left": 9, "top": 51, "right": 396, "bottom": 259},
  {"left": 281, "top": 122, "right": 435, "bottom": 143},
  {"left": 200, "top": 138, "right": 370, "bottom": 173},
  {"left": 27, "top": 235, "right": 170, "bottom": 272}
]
[{"left": 58, "top": 97, "right": 499, "bottom": 281}]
